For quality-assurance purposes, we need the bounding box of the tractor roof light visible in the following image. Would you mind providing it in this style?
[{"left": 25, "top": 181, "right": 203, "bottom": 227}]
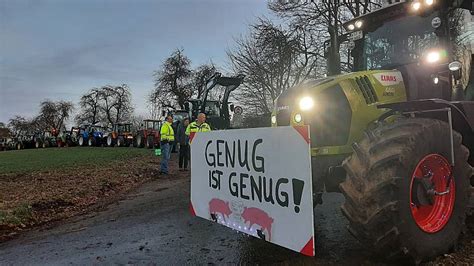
[
  {"left": 412, "top": 1, "right": 421, "bottom": 11},
  {"left": 425, "top": 0, "right": 434, "bottom": 6},
  {"left": 299, "top": 96, "right": 314, "bottom": 111}
]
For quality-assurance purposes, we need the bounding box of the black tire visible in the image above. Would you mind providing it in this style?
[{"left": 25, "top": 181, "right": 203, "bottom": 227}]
[
  {"left": 107, "top": 135, "right": 115, "bottom": 147},
  {"left": 341, "top": 118, "right": 472, "bottom": 262},
  {"left": 35, "top": 141, "right": 42, "bottom": 149},
  {"left": 88, "top": 137, "right": 95, "bottom": 147},
  {"left": 146, "top": 136, "right": 154, "bottom": 149},
  {"left": 78, "top": 136, "right": 85, "bottom": 146},
  {"left": 117, "top": 136, "right": 124, "bottom": 147}
]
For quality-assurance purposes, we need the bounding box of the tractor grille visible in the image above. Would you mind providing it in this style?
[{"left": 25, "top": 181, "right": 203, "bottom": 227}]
[
  {"left": 276, "top": 109, "right": 291, "bottom": 126},
  {"left": 307, "top": 86, "right": 352, "bottom": 147},
  {"left": 355, "top": 76, "right": 378, "bottom": 104}
]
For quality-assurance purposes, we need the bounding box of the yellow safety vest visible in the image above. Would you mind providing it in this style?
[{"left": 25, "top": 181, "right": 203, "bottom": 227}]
[
  {"left": 185, "top": 121, "right": 211, "bottom": 136},
  {"left": 160, "top": 122, "right": 175, "bottom": 141}
]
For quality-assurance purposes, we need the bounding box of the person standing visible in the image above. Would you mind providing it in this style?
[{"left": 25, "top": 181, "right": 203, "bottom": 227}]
[
  {"left": 160, "top": 115, "right": 175, "bottom": 175},
  {"left": 176, "top": 118, "right": 190, "bottom": 171},
  {"left": 185, "top": 113, "right": 211, "bottom": 136}
]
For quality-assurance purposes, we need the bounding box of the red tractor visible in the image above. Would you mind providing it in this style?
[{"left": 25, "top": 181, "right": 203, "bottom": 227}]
[{"left": 134, "top": 119, "right": 162, "bottom": 149}]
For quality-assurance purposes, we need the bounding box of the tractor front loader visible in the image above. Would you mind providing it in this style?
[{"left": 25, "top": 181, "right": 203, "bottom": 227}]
[{"left": 271, "top": 0, "right": 473, "bottom": 262}]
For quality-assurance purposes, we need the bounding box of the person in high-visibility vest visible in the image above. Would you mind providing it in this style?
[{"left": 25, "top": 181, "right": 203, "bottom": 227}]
[
  {"left": 185, "top": 113, "right": 211, "bottom": 137},
  {"left": 160, "top": 115, "right": 175, "bottom": 174}
]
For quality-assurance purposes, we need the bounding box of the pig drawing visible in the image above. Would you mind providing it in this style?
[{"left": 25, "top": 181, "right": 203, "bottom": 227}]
[
  {"left": 241, "top": 207, "right": 274, "bottom": 241},
  {"left": 208, "top": 198, "right": 232, "bottom": 221}
]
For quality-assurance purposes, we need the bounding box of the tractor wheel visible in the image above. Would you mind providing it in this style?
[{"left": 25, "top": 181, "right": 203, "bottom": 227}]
[
  {"left": 88, "top": 138, "right": 95, "bottom": 147},
  {"left": 107, "top": 135, "right": 114, "bottom": 147},
  {"left": 17, "top": 142, "right": 22, "bottom": 150},
  {"left": 78, "top": 136, "right": 85, "bottom": 146},
  {"left": 340, "top": 118, "right": 472, "bottom": 262},
  {"left": 35, "top": 141, "right": 42, "bottom": 149},
  {"left": 117, "top": 137, "right": 124, "bottom": 147},
  {"left": 42, "top": 141, "right": 48, "bottom": 148},
  {"left": 146, "top": 136, "right": 154, "bottom": 149},
  {"left": 136, "top": 135, "right": 144, "bottom": 148}
]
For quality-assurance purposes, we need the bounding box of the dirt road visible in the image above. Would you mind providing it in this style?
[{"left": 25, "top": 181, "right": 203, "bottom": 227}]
[{"left": 0, "top": 173, "right": 472, "bottom": 265}]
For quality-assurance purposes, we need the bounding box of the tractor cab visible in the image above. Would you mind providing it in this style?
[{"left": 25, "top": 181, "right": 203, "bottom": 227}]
[
  {"left": 143, "top": 119, "right": 161, "bottom": 131},
  {"left": 185, "top": 72, "right": 245, "bottom": 129},
  {"left": 113, "top": 123, "right": 132, "bottom": 134},
  {"left": 344, "top": 0, "right": 473, "bottom": 100}
]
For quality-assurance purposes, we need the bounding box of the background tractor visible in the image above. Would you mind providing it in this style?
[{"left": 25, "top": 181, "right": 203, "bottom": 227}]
[
  {"left": 134, "top": 119, "right": 161, "bottom": 149},
  {"left": 184, "top": 72, "right": 245, "bottom": 129},
  {"left": 272, "top": 0, "right": 473, "bottom": 262},
  {"left": 106, "top": 123, "right": 134, "bottom": 147},
  {"left": 76, "top": 125, "right": 105, "bottom": 147}
]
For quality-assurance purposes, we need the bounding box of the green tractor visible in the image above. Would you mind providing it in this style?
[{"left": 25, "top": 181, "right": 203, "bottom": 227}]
[{"left": 272, "top": 0, "right": 473, "bottom": 262}]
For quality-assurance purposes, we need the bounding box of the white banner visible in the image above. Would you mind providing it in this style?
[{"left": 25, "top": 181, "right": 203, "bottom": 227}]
[{"left": 190, "top": 126, "right": 314, "bottom": 256}]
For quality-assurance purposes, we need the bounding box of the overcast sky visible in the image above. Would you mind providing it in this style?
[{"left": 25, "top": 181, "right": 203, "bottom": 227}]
[{"left": 0, "top": 0, "right": 271, "bottom": 124}]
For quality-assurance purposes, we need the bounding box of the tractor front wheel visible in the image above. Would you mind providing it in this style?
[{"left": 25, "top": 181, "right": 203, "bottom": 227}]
[
  {"left": 341, "top": 118, "right": 472, "bottom": 262},
  {"left": 146, "top": 136, "right": 154, "bottom": 149},
  {"left": 107, "top": 135, "right": 114, "bottom": 147}
]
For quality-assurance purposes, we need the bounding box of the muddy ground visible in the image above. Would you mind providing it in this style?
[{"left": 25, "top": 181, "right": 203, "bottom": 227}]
[{"left": 0, "top": 158, "right": 472, "bottom": 265}]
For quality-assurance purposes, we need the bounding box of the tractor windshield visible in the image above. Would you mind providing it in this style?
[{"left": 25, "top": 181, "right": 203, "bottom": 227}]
[
  {"left": 204, "top": 101, "right": 221, "bottom": 117},
  {"left": 354, "top": 11, "right": 441, "bottom": 71}
]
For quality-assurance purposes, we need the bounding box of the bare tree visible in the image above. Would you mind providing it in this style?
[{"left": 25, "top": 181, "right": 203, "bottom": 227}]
[
  {"left": 152, "top": 49, "right": 193, "bottom": 109},
  {"left": 99, "top": 85, "right": 134, "bottom": 125},
  {"left": 35, "top": 100, "right": 74, "bottom": 131},
  {"left": 269, "top": 0, "right": 382, "bottom": 75},
  {"left": 8, "top": 116, "right": 35, "bottom": 135},
  {"left": 228, "top": 19, "right": 320, "bottom": 114},
  {"left": 192, "top": 64, "right": 217, "bottom": 99},
  {"left": 76, "top": 88, "right": 101, "bottom": 125}
]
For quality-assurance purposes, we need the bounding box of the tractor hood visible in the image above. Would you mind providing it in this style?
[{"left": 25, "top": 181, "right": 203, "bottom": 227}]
[{"left": 273, "top": 70, "right": 407, "bottom": 149}]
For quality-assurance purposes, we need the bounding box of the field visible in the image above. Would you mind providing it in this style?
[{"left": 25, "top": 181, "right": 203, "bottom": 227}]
[
  {"left": 0, "top": 147, "right": 159, "bottom": 240},
  {"left": 0, "top": 147, "right": 151, "bottom": 174}
]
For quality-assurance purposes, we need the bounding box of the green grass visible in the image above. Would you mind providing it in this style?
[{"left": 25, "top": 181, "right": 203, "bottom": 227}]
[{"left": 0, "top": 147, "right": 153, "bottom": 174}]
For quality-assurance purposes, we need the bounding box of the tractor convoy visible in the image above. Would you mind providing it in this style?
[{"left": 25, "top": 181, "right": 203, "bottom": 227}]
[{"left": 2, "top": 0, "right": 473, "bottom": 263}]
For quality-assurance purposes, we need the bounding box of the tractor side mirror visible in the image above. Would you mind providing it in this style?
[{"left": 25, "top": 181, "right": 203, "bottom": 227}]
[
  {"left": 161, "top": 110, "right": 166, "bottom": 117},
  {"left": 184, "top": 102, "right": 190, "bottom": 111},
  {"left": 229, "top": 104, "right": 235, "bottom": 112},
  {"left": 449, "top": 61, "right": 462, "bottom": 81}
]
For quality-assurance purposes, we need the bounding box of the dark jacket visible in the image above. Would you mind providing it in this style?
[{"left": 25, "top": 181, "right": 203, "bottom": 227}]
[{"left": 176, "top": 123, "right": 189, "bottom": 145}]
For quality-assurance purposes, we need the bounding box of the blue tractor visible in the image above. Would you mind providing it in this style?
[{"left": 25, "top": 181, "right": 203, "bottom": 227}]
[{"left": 77, "top": 124, "right": 105, "bottom": 147}]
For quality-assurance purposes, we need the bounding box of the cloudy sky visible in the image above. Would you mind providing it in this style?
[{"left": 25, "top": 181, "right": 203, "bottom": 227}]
[{"left": 0, "top": 0, "right": 271, "bottom": 124}]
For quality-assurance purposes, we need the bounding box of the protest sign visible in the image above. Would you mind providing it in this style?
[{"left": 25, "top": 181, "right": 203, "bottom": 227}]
[{"left": 190, "top": 126, "right": 314, "bottom": 256}]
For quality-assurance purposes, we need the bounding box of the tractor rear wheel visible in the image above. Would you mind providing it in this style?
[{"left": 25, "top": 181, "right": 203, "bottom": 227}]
[{"left": 341, "top": 118, "right": 472, "bottom": 262}]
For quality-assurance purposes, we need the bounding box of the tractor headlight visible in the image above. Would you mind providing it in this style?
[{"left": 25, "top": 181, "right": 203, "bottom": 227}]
[
  {"left": 294, "top": 113, "right": 302, "bottom": 123},
  {"left": 355, "top": 20, "right": 363, "bottom": 29},
  {"left": 426, "top": 51, "right": 441, "bottom": 64},
  {"left": 425, "top": 0, "right": 434, "bottom": 6},
  {"left": 449, "top": 61, "right": 462, "bottom": 71},
  {"left": 412, "top": 1, "right": 421, "bottom": 11},
  {"left": 299, "top": 96, "right": 314, "bottom": 111},
  {"left": 271, "top": 115, "right": 277, "bottom": 125},
  {"left": 347, "top": 24, "right": 355, "bottom": 31}
]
